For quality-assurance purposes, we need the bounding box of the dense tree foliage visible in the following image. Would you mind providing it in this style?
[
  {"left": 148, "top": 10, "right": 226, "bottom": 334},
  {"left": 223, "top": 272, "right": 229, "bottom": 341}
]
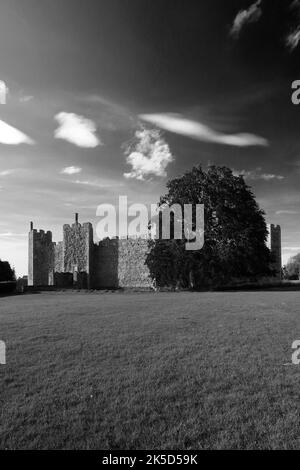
[
  {"left": 147, "top": 165, "right": 273, "bottom": 288},
  {"left": 0, "top": 259, "right": 16, "bottom": 282}
]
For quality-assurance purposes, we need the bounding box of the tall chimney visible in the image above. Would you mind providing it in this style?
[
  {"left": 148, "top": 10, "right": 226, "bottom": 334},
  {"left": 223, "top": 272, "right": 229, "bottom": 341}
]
[{"left": 75, "top": 213, "right": 79, "bottom": 224}]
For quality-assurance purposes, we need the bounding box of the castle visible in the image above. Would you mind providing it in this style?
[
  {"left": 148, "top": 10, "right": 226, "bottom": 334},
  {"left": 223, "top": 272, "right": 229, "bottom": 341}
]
[
  {"left": 28, "top": 214, "right": 153, "bottom": 289},
  {"left": 28, "top": 215, "right": 282, "bottom": 288}
]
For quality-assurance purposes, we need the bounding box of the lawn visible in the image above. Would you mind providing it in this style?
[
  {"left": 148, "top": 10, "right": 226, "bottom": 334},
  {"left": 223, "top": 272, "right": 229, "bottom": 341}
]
[{"left": 0, "top": 290, "right": 300, "bottom": 449}]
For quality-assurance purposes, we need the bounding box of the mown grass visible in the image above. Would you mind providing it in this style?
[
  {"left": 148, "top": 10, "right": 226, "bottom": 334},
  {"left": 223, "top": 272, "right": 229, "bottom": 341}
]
[{"left": 0, "top": 290, "right": 300, "bottom": 449}]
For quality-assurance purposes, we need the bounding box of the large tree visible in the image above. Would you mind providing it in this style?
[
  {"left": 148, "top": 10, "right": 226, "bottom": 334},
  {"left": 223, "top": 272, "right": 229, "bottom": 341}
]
[
  {"left": 147, "top": 165, "right": 273, "bottom": 288},
  {"left": 0, "top": 259, "right": 15, "bottom": 282}
]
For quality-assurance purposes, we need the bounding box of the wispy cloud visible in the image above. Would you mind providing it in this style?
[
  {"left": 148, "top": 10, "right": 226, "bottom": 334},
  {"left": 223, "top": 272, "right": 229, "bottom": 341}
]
[
  {"left": 61, "top": 166, "right": 82, "bottom": 175},
  {"left": 140, "top": 113, "right": 268, "bottom": 147},
  {"left": 0, "top": 232, "right": 27, "bottom": 238},
  {"left": 233, "top": 168, "right": 284, "bottom": 180},
  {"left": 282, "top": 246, "right": 300, "bottom": 251},
  {"left": 19, "top": 95, "right": 34, "bottom": 103},
  {"left": 230, "top": 0, "right": 262, "bottom": 38},
  {"left": 230, "top": 0, "right": 300, "bottom": 51},
  {"left": 54, "top": 112, "right": 101, "bottom": 148},
  {"left": 286, "top": 0, "right": 300, "bottom": 50},
  {"left": 255, "top": 173, "right": 284, "bottom": 181},
  {"left": 0, "top": 169, "right": 15, "bottom": 177},
  {"left": 276, "top": 210, "right": 300, "bottom": 215},
  {"left": 124, "top": 128, "right": 174, "bottom": 181},
  {"left": 286, "top": 26, "right": 300, "bottom": 51},
  {"left": 72, "top": 179, "right": 111, "bottom": 188},
  {"left": 0, "top": 119, "right": 34, "bottom": 145}
]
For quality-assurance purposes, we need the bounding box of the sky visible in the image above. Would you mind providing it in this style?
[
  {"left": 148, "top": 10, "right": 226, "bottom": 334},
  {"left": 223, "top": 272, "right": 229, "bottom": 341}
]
[{"left": 0, "top": 0, "right": 300, "bottom": 275}]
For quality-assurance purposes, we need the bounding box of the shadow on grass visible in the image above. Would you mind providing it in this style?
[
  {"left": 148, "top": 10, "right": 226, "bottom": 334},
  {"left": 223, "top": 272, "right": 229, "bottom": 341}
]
[{"left": 212, "top": 281, "right": 300, "bottom": 292}]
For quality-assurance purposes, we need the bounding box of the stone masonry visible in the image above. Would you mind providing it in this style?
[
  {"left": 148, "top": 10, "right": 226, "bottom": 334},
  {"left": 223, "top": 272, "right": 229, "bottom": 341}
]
[{"left": 28, "top": 214, "right": 153, "bottom": 289}]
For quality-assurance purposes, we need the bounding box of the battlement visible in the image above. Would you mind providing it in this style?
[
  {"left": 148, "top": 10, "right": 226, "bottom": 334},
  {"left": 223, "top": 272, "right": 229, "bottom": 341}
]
[
  {"left": 269, "top": 224, "right": 281, "bottom": 232},
  {"left": 30, "top": 229, "right": 52, "bottom": 241},
  {"left": 63, "top": 222, "right": 93, "bottom": 231},
  {"left": 97, "top": 237, "right": 119, "bottom": 248}
]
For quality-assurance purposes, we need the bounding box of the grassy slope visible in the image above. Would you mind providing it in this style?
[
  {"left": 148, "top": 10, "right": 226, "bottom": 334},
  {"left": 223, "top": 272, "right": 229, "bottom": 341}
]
[{"left": 0, "top": 291, "right": 300, "bottom": 450}]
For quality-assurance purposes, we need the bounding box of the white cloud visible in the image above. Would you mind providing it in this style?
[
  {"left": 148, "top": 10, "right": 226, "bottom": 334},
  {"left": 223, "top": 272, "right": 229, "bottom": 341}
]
[
  {"left": 140, "top": 113, "right": 268, "bottom": 147},
  {"left": 61, "top": 166, "right": 82, "bottom": 175},
  {"left": 230, "top": 0, "right": 262, "bottom": 38},
  {"left": 124, "top": 128, "right": 174, "bottom": 181},
  {"left": 0, "top": 119, "right": 34, "bottom": 145},
  {"left": 232, "top": 168, "right": 284, "bottom": 180},
  {"left": 54, "top": 112, "right": 101, "bottom": 148},
  {"left": 0, "top": 169, "right": 14, "bottom": 176}
]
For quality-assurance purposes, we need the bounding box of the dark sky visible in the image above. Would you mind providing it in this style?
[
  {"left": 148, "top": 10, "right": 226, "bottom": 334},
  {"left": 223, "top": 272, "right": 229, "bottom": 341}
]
[{"left": 0, "top": 0, "right": 300, "bottom": 274}]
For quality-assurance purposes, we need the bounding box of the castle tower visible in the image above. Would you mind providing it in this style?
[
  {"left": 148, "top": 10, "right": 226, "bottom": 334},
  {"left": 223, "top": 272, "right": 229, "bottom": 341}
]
[
  {"left": 62, "top": 214, "right": 93, "bottom": 288},
  {"left": 267, "top": 224, "right": 282, "bottom": 279},
  {"left": 28, "top": 222, "right": 54, "bottom": 286}
]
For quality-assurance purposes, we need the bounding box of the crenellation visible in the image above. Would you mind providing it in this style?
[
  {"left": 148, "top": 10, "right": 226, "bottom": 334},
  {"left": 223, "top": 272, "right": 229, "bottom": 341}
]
[{"left": 28, "top": 226, "right": 54, "bottom": 286}]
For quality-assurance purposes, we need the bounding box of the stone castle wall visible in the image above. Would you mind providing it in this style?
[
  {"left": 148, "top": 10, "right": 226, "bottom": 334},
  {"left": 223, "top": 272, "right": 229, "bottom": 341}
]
[
  {"left": 92, "top": 239, "right": 119, "bottom": 288},
  {"left": 54, "top": 242, "right": 63, "bottom": 273},
  {"left": 28, "top": 220, "right": 153, "bottom": 289},
  {"left": 91, "top": 238, "right": 153, "bottom": 288},
  {"left": 117, "top": 238, "right": 153, "bottom": 288}
]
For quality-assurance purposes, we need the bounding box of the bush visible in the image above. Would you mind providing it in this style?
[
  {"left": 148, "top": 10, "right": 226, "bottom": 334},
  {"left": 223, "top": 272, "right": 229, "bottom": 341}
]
[{"left": 0, "top": 281, "right": 16, "bottom": 294}]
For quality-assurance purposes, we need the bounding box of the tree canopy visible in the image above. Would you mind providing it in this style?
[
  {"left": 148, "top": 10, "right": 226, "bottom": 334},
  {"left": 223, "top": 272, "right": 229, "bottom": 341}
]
[
  {"left": 147, "top": 165, "right": 273, "bottom": 288},
  {"left": 0, "top": 259, "right": 16, "bottom": 282}
]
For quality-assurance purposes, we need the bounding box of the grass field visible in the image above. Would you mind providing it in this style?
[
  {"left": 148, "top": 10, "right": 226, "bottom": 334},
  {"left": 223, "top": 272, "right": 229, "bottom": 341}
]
[{"left": 0, "top": 290, "right": 300, "bottom": 450}]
